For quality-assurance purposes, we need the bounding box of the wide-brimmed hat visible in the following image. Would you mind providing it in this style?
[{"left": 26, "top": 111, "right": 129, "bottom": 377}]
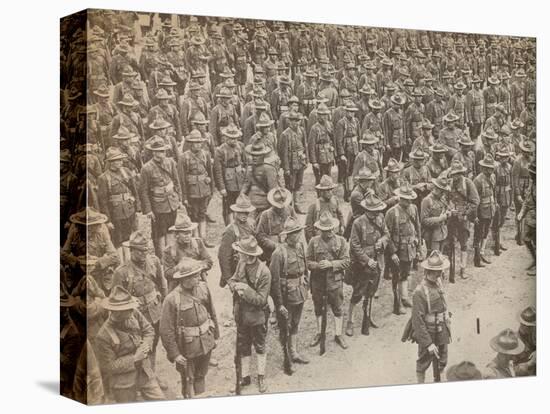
[
  {"left": 101, "top": 286, "right": 139, "bottom": 311},
  {"left": 118, "top": 93, "right": 138, "bottom": 107},
  {"left": 403, "top": 78, "right": 415, "bottom": 88},
  {"left": 131, "top": 79, "right": 144, "bottom": 91},
  {"left": 482, "top": 128, "right": 498, "bottom": 140},
  {"left": 487, "top": 75, "right": 501, "bottom": 85},
  {"left": 149, "top": 116, "right": 171, "bottom": 130},
  {"left": 496, "top": 144, "right": 511, "bottom": 158},
  {"left": 434, "top": 87, "right": 445, "bottom": 97},
  {"left": 190, "top": 36, "right": 205, "bottom": 46},
  {"left": 421, "top": 250, "right": 450, "bottom": 271},
  {"left": 188, "top": 81, "right": 202, "bottom": 91},
  {"left": 287, "top": 95, "right": 300, "bottom": 105},
  {"left": 256, "top": 112, "right": 275, "bottom": 127},
  {"left": 384, "top": 158, "right": 402, "bottom": 173},
  {"left": 519, "top": 139, "right": 535, "bottom": 153},
  {"left": 394, "top": 182, "right": 417, "bottom": 200},
  {"left": 155, "top": 88, "right": 173, "bottom": 100},
  {"left": 446, "top": 361, "right": 482, "bottom": 381},
  {"left": 216, "top": 87, "right": 232, "bottom": 99},
  {"left": 432, "top": 173, "right": 451, "bottom": 191},
  {"left": 443, "top": 111, "right": 459, "bottom": 122},
  {"left": 359, "top": 85, "right": 374, "bottom": 95},
  {"left": 315, "top": 174, "right": 337, "bottom": 190},
  {"left": 121, "top": 66, "right": 137, "bottom": 77},
  {"left": 105, "top": 146, "right": 127, "bottom": 162},
  {"left": 280, "top": 216, "right": 305, "bottom": 235},
  {"left": 93, "top": 84, "right": 110, "bottom": 98},
  {"left": 230, "top": 194, "right": 256, "bottom": 213},
  {"left": 360, "top": 133, "right": 379, "bottom": 145},
  {"left": 510, "top": 119, "right": 525, "bottom": 130},
  {"left": 245, "top": 141, "right": 270, "bottom": 156},
  {"left": 191, "top": 112, "right": 209, "bottom": 125},
  {"left": 112, "top": 126, "right": 136, "bottom": 141},
  {"left": 471, "top": 75, "right": 483, "bottom": 84},
  {"left": 316, "top": 103, "right": 331, "bottom": 115},
  {"left": 173, "top": 258, "right": 204, "bottom": 279},
  {"left": 221, "top": 124, "right": 243, "bottom": 139},
  {"left": 145, "top": 135, "right": 169, "bottom": 152},
  {"left": 517, "top": 306, "right": 536, "bottom": 327},
  {"left": 454, "top": 81, "right": 467, "bottom": 91},
  {"left": 490, "top": 328, "right": 526, "bottom": 355},
  {"left": 448, "top": 160, "right": 468, "bottom": 176},
  {"left": 60, "top": 286, "right": 77, "bottom": 308},
  {"left": 340, "top": 88, "right": 352, "bottom": 98},
  {"left": 122, "top": 230, "right": 150, "bottom": 251},
  {"left": 70, "top": 207, "right": 108, "bottom": 226},
  {"left": 355, "top": 167, "right": 376, "bottom": 181},
  {"left": 409, "top": 148, "right": 426, "bottom": 160},
  {"left": 314, "top": 211, "right": 339, "bottom": 231},
  {"left": 421, "top": 119, "right": 434, "bottom": 130},
  {"left": 278, "top": 75, "right": 291, "bottom": 85},
  {"left": 267, "top": 187, "right": 292, "bottom": 208},
  {"left": 479, "top": 153, "right": 497, "bottom": 168},
  {"left": 253, "top": 99, "right": 268, "bottom": 111},
  {"left": 232, "top": 235, "right": 263, "bottom": 256},
  {"left": 169, "top": 210, "right": 198, "bottom": 232},
  {"left": 360, "top": 191, "right": 386, "bottom": 211},
  {"left": 412, "top": 88, "right": 424, "bottom": 97},
  {"left": 186, "top": 129, "right": 207, "bottom": 143},
  {"left": 390, "top": 94, "right": 405, "bottom": 105},
  {"left": 159, "top": 76, "right": 177, "bottom": 87},
  {"left": 458, "top": 134, "right": 475, "bottom": 146},
  {"left": 493, "top": 103, "right": 507, "bottom": 115}
]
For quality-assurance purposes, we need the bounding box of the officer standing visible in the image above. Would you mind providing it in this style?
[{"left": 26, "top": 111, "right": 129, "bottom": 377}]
[
  {"left": 306, "top": 211, "right": 350, "bottom": 350},
  {"left": 269, "top": 217, "right": 311, "bottom": 367},
  {"left": 308, "top": 103, "right": 335, "bottom": 185},
  {"left": 517, "top": 161, "right": 536, "bottom": 276},
  {"left": 335, "top": 102, "right": 360, "bottom": 201},
  {"left": 160, "top": 258, "right": 219, "bottom": 398},
  {"left": 421, "top": 173, "right": 452, "bottom": 255},
  {"left": 411, "top": 250, "right": 452, "bottom": 383},
  {"left": 347, "top": 192, "right": 388, "bottom": 336}
]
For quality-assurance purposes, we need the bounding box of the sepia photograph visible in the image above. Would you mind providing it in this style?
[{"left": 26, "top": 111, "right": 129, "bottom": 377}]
[{"left": 59, "top": 7, "right": 536, "bottom": 405}]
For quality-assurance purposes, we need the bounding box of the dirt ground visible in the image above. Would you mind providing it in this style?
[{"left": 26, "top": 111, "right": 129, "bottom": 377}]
[{"left": 153, "top": 165, "right": 536, "bottom": 400}]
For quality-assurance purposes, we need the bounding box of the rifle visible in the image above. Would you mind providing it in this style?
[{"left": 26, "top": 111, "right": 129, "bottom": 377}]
[
  {"left": 233, "top": 292, "right": 243, "bottom": 395},
  {"left": 278, "top": 310, "right": 293, "bottom": 375},
  {"left": 320, "top": 269, "right": 328, "bottom": 356},
  {"left": 221, "top": 193, "right": 230, "bottom": 226},
  {"left": 432, "top": 313, "right": 441, "bottom": 382},
  {"left": 176, "top": 360, "right": 193, "bottom": 398},
  {"left": 440, "top": 196, "right": 457, "bottom": 283},
  {"left": 492, "top": 204, "right": 501, "bottom": 256}
]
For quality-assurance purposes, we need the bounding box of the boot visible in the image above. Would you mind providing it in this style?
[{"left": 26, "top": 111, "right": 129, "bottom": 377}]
[
  {"left": 480, "top": 239, "right": 491, "bottom": 264},
  {"left": 241, "top": 356, "right": 251, "bottom": 387},
  {"left": 290, "top": 334, "right": 309, "bottom": 364},
  {"left": 493, "top": 232, "right": 501, "bottom": 256},
  {"left": 459, "top": 251, "right": 469, "bottom": 279},
  {"left": 393, "top": 287, "right": 406, "bottom": 315},
  {"left": 416, "top": 371, "right": 426, "bottom": 384},
  {"left": 361, "top": 298, "right": 370, "bottom": 336},
  {"left": 334, "top": 317, "right": 348, "bottom": 349},
  {"left": 400, "top": 280, "right": 412, "bottom": 307},
  {"left": 368, "top": 298, "right": 379, "bottom": 328},
  {"left": 199, "top": 221, "right": 214, "bottom": 248},
  {"left": 310, "top": 317, "right": 322, "bottom": 347},
  {"left": 194, "top": 377, "right": 206, "bottom": 395},
  {"left": 474, "top": 246, "right": 485, "bottom": 268},
  {"left": 257, "top": 354, "right": 267, "bottom": 393},
  {"left": 345, "top": 303, "right": 355, "bottom": 336}
]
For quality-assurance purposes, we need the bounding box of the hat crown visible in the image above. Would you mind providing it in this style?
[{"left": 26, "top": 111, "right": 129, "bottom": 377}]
[
  {"left": 173, "top": 211, "right": 195, "bottom": 230},
  {"left": 288, "top": 110, "right": 301, "bottom": 120},
  {"left": 128, "top": 230, "right": 149, "bottom": 249},
  {"left": 361, "top": 191, "right": 385, "bottom": 210},
  {"left": 449, "top": 160, "right": 466, "bottom": 174},
  {"left": 397, "top": 182, "right": 416, "bottom": 197},
  {"left": 258, "top": 112, "right": 271, "bottom": 123},
  {"left": 114, "top": 126, "right": 132, "bottom": 139},
  {"left": 519, "top": 306, "right": 536, "bottom": 325},
  {"left": 175, "top": 258, "right": 203, "bottom": 278},
  {"left": 233, "top": 194, "right": 253, "bottom": 210},
  {"left": 494, "top": 328, "right": 521, "bottom": 351},
  {"left": 269, "top": 187, "right": 289, "bottom": 205},
  {"left": 425, "top": 250, "right": 446, "bottom": 269},
  {"left": 318, "top": 211, "right": 336, "bottom": 228},
  {"left": 105, "top": 146, "right": 125, "bottom": 161},
  {"left": 318, "top": 174, "right": 335, "bottom": 188},
  {"left": 356, "top": 167, "right": 375, "bottom": 180},
  {"left": 222, "top": 124, "right": 242, "bottom": 137},
  {"left": 480, "top": 153, "right": 496, "bottom": 167},
  {"left": 192, "top": 111, "right": 207, "bottom": 123},
  {"left": 385, "top": 158, "right": 401, "bottom": 172},
  {"left": 282, "top": 216, "right": 302, "bottom": 234},
  {"left": 120, "top": 93, "right": 136, "bottom": 105},
  {"left": 147, "top": 135, "right": 167, "bottom": 150},
  {"left": 107, "top": 285, "right": 135, "bottom": 307},
  {"left": 236, "top": 236, "right": 260, "bottom": 254},
  {"left": 410, "top": 148, "right": 426, "bottom": 159},
  {"left": 156, "top": 88, "right": 170, "bottom": 99}
]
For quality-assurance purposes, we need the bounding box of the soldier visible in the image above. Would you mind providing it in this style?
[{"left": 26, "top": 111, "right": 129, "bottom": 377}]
[
  {"left": 279, "top": 110, "right": 308, "bottom": 214},
  {"left": 411, "top": 250, "right": 451, "bottom": 383},
  {"left": 269, "top": 217, "right": 311, "bottom": 368},
  {"left": 228, "top": 236, "right": 272, "bottom": 393},
  {"left": 217, "top": 194, "right": 256, "bottom": 288},
  {"left": 379, "top": 158, "right": 402, "bottom": 211},
  {"left": 179, "top": 81, "right": 209, "bottom": 137},
  {"left": 112, "top": 66, "right": 138, "bottom": 109},
  {"left": 352, "top": 133, "right": 382, "bottom": 183},
  {"left": 404, "top": 88, "right": 425, "bottom": 153},
  {"left": 308, "top": 103, "right": 335, "bottom": 185},
  {"left": 256, "top": 187, "right": 296, "bottom": 264},
  {"left": 494, "top": 145, "right": 513, "bottom": 253},
  {"left": 473, "top": 153, "right": 498, "bottom": 265},
  {"left": 483, "top": 75, "right": 502, "bottom": 121},
  {"left": 111, "top": 93, "right": 145, "bottom": 142},
  {"left": 148, "top": 88, "right": 182, "bottom": 142},
  {"left": 146, "top": 117, "right": 180, "bottom": 163},
  {"left": 421, "top": 173, "right": 452, "bottom": 255},
  {"left": 382, "top": 94, "right": 406, "bottom": 162},
  {"left": 271, "top": 75, "right": 293, "bottom": 122},
  {"left": 425, "top": 87, "right": 446, "bottom": 138},
  {"left": 509, "top": 119, "right": 527, "bottom": 155},
  {"left": 112, "top": 230, "right": 167, "bottom": 385},
  {"left": 95, "top": 286, "right": 165, "bottom": 403},
  {"left": 335, "top": 102, "right": 360, "bottom": 201},
  {"left": 163, "top": 211, "right": 213, "bottom": 292},
  {"left": 438, "top": 111, "right": 461, "bottom": 160},
  {"left": 139, "top": 136, "right": 183, "bottom": 258},
  {"left": 385, "top": 183, "right": 421, "bottom": 315},
  {"left": 514, "top": 306, "right": 536, "bottom": 377},
  {"left": 512, "top": 139, "right": 535, "bottom": 245},
  {"left": 210, "top": 87, "right": 240, "bottom": 146},
  {"left": 347, "top": 192, "right": 389, "bottom": 336},
  {"left": 465, "top": 74, "right": 485, "bottom": 140},
  {"left": 97, "top": 147, "right": 141, "bottom": 253},
  {"left": 160, "top": 258, "right": 219, "bottom": 398},
  {"left": 482, "top": 329, "right": 525, "bottom": 379},
  {"left": 403, "top": 148, "right": 431, "bottom": 212},
  {"left": 426, "top": 143, "right": 449, "bottom": 178},
  {"left": 474, "top": 128, "right": 498, "bottom": 176},
  {"left": 112, "top": 126, "right": 142, "bottom": 175},
  {"left": 344, "top": 167, "right": 378, "bottom": 239},
  {"left": 517, "top": 161, "right": 536, "bottom": 276},
  {"left": 484, "top": 103, "right": 507, "bottom": 137},
  {"left": 178, "top": 129, "right": 215, "bottom": 246},
  {"left": 305, "top": 175, "right": 346, "bottom": 243},
  {"left": 306, "top": 211, "right": 350, "bottom": 350},
  {"left": 452, "top": 132, "right": 476, "bottom": 179},
  {"left": 213, "top": 124, "right": 246, "bottom": 225},
  {"left": 411, "top": 120, "right": 435, "bottom": 155},
  {"left": 241, "top": 141, "right": 279, "bottom": 217},
  {"left": 445, "top": 361, "right": 482, "bottom": 382},
  {"left": 361, "top": 98, "right": 384, "bottom": 139},
  {"left": 446, "top": 81, "right": 467, "bottom": 129}
]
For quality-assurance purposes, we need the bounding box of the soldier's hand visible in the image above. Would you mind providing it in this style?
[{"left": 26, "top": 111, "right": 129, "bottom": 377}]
[
  {"left": 133, "top": 347, "right": 148, "bottom": 362},
  {"left": 517, "top": 196, "right": 524, "bottom": 204},
  {"left": 233, "top": 282, "right": 248, "bottom": 291},
  {"left": 313, "top": 163, "right": 320, "bottom": 170},
  {"left": 391, "top": 254, "right": 400, "bottom": 266},
  {"left": 278, "top": 305, "right": 289, "bottom": 319},
  {"left": 340, "top": 155, "right": 347, "bottom": 163},
  {"left": 284, "top": 170, "right": 290, "bottom": 176},
  {"left": 427, "top": 343, "right": 440, "bottom": 359},
  {"left": 474, "top": 217, "right": 480, "bottom": 224},
  {"left": 319, "top": 260, "right": 333, "bottom": 269},
  {"left": 175, "top": 355, "right": 188, "bottom": 367},
  {"left": 145, "top": 211, "right": 155, "bottom": 222},
  {"left": 517, "top": 213, "right": 524, "bottom": 222},
  {"left": 220, "top": 189, "right": 227, "bottom": 197},
  {"left": 375, "top": 240, "right": 383, "bottom": 250},
  {"left": 368, "top": 259, "right": 378, "bottom": 269}
]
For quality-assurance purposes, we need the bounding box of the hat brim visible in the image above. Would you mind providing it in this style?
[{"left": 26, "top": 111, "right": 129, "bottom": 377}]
[
  {"left": 361, "top": 200, "right": 387, "bottom": 211},
  {"left": 489, "top": 337, "right": 526, "bottom": 355},
  {"left": 421, "top": 257, "right": 450, "bottom": 271},
  {"left": 280, "top": 224, "right": 306, "bottom": 235},
  {"left": 149, "top": 122, "right": 171, "bottom": 130},
  {"left": 458, "top": 140, "right": 475, "bottom": 146},
  {"left": 267, "top": 190, "right": 292, "bottom": 208},
  {"left": 448, "top": 166, "right": 468, "bottom": 175},
  {"left": 315, "top": 182, "right": 337, "bottom": 190},
  {"left": 106, "top": 154, "right": 128, "bottom": 162},
  {"left": 230, "top": 204, "right": 256, "bottom": 213},
  {"left": 145, "top": 143, "right": 171, "bottom": 151},
  {"left": 232, "top": 242, "right": 263, "bottom": 256},
  {"left": 446, "top": 365, "right": 482, "bottom": 382},
  {"left": 432, "top": 179, "right": 451, "bottom": 191},
  {"left": 479, "top": 161, "right": 496, "bottom": 168},
  {"left": 245, "top": 145, "right": 271, "bottom": 155},
  {"left": 173, "top": 267, "right": 203, "bottom": 279},
  {"left": 69, "top": 213, "right": 108, "bottom": 225},
  {"left": 101, "top": 298, "right": 139, "bottom": 311},
  {"left": 314, "top": 217, "right": 339, "bottom": 231},
  {"left": 394, "top": 189, "right": 417, "bottom": 200},
  {"left": 169, "top": 222, "right": 198, "bottom": 232},
  {"left": 517, "top": 310, "right": 536, "bottom": 327}
]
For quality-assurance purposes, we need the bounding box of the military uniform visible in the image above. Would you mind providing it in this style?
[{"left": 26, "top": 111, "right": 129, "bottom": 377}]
[
  {"left": 404, "top": 102, "right": 425, "bottom": 144},
  {"left": 465, "top": 87, "right": 484, "bottom": 139},
  {"left": 209, "top": 102, "right": 239, "bottom": 146},
  {"left": 473, "top": 169, "right": 497, "bottom": 262},
  {"left": 279, "top": 123, "right": 308, "bottom": 198},
  {"left": 305, "top": 196, "right": 345, "bottom": 243},
  {"left": 495, "top": 158, "right": 513, "bottom": 230},
  {"left": 241, "top": 163, "right": 279, "bottom": 216},
  {"left": 383, "top": 106, "right": 405, "bottom": 160},
  {"left": 438, "top": 126, "right": 461, "bottom": 160},
  {"left": 256, "top": 205, "right": 296, "bottom": 263},
  {"left": 452, "top": 149, "right": 475, "bottom": 180},
  {"left": 421, "top": 192, "right": 449, "bottom": 253},
  {"left": 425, "top": 98, "right": 446, "bottom": 137},
  {"left": 512, "top": 154, "right": 532, "bottom": 244},
  {"left": 163, "top": 237, "right": 212, "bottom": 291},
  {"left": 403, "top": 163, "right": 431, "bottom": 210},
  {"left": 308, "top": 119, "right": 335, "bottom": 185},
  {"left": 179, "top": 148, "right": 214, "bottom": 223},
  {"left": 213, "top": 141, "right": 246, "bottom": 216},
  {"left": 335, "top": 111, "right": 360, "bottom": 199}
]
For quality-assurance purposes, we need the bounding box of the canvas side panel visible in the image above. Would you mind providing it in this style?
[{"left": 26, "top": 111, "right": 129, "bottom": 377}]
[{"left": 60, "top": 9, "right": 89, "bottom": 405}]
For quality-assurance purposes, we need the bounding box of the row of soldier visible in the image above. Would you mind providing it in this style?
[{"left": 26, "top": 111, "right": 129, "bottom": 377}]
[{"left": 60, "top": 11, "right": 537, "bottom": 404}]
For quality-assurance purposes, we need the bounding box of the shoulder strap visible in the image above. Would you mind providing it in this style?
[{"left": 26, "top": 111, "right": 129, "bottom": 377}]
[
  {"left": 105, "top": 324, "right": 120, "bottom": 346},
  {"left": 422, "top": 283, "right": 431, "bottom": 314}
]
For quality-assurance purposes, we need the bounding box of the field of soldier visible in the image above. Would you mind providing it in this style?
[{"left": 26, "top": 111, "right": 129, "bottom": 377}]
[{"left": 60, "top": 10, "right": 536, "bottom": 404}]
